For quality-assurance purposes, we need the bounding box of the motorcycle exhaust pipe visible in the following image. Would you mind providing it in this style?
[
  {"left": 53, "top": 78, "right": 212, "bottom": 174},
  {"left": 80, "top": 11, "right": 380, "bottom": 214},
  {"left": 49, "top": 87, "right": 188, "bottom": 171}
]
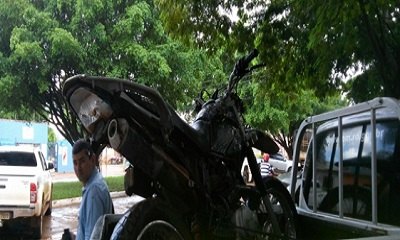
[
  {"left": 108, "top": 119, "right": 126, "bottom": 150},
  {"left": 107, "top": 118, "right": 159, "bottom": 177},
  {"left": 108, "top": 119, "right": 158, "bottom": 198},
  {"left": 108, "top": 118, "right": 140, "bottom": 164}
]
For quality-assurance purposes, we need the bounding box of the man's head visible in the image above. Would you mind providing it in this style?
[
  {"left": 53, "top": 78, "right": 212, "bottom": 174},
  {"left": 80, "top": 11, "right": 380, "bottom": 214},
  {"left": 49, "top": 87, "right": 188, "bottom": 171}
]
[
  {"left": 263, "top": 153, "right": 270, "bottom": 162},
  {"left": 72, "top": 139, "right": 96, "bottom": 185}
]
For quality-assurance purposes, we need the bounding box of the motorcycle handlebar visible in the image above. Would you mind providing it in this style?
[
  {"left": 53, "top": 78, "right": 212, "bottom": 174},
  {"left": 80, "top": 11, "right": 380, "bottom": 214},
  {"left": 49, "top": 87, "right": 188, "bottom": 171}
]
[
  {"left": 227, "top": 49, "right": 259, "bottom": 93},
  {"left": 242, "top": 49, "right": 259, "bottom": 68},
  {"left": 236, "top": 49, "right": 259, "bottom": 74}
]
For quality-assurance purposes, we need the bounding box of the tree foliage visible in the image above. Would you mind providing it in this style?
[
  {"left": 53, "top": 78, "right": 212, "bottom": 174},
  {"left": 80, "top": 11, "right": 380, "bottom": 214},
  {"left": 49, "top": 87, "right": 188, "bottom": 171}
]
[
  {"left": 0, "top": 0, "right": 224, "bottom": 144},
  {"left": 156, "top": 0, "right": 397, "bottom": 157},
  {"left": 48, "top": 127, "right": 57, "bottom": 143},
  {"left": 241, "top": 73, "right": 346, "bottom": 158},
  {"left": 157, "top": 0, "right": 400, "bottom": 99}
]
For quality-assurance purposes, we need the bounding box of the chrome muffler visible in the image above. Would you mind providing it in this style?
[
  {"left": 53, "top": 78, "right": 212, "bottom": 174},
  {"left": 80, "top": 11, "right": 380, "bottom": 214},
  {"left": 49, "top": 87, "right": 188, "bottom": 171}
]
[{"left": 108, "top": 118, "right": 129, "bottom": 151}]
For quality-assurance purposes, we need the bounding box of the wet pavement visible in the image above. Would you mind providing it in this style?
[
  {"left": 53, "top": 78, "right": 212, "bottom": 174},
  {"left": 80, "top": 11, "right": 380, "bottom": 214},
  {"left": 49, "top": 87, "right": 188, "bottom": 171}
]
[
  {"left": 48, "top": 195, "right": 144, "bottom": 240},
  {"left": 0, "top": 164, "right": 142, "bottom": 240},
  {"left": 0, "top": 194, "right": 144, "bottom": 240}
]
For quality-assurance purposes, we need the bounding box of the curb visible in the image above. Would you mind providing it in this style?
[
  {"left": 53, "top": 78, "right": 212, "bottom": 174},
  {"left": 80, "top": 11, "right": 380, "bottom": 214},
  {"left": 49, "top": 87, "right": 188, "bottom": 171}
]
[{"left": 53, "top": 191, "right": 127, "bottom": 208}]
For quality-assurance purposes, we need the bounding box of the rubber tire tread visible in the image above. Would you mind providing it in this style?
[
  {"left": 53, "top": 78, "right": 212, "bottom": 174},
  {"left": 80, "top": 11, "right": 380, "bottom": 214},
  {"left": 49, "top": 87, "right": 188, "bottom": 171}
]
[
  {"left": 243, "top": 166, "right": 250, "bottom": 183},
  {"left": 45, "top": 193, "right": 52, "bottom": 216},
  {"left": 31, "top": 215, "right": 43, "bottom": 239},
  {"left": 117, "top": 198, "right": 192, "bottom": 240},
  {"left": 263, "top": 177, "right": 298, "bottom": 239}
]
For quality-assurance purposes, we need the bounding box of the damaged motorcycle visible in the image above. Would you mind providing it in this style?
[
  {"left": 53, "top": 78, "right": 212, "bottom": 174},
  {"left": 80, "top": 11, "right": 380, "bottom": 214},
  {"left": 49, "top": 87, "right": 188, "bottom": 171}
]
[{"left": 62, "top": 49, "right": 297, "bottom": 240}]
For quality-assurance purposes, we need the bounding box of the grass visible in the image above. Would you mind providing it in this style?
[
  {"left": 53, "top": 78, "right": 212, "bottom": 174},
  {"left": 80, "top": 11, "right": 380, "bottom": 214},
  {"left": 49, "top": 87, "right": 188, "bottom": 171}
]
[{"left": 53, "top": 176, "right": 124, "bottom": 200}]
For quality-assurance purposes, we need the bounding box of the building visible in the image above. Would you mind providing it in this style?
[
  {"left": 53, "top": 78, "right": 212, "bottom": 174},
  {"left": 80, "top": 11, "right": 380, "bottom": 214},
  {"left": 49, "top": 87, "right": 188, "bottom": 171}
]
[{"left": 0, "top": 119, "right": 48, "bottom": 157}]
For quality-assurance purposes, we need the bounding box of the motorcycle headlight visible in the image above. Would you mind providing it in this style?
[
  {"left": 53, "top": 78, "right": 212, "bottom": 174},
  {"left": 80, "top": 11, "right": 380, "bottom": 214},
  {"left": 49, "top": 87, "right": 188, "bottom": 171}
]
[{"left": 70, "top": 88, "right": 113, "bottom": 133}]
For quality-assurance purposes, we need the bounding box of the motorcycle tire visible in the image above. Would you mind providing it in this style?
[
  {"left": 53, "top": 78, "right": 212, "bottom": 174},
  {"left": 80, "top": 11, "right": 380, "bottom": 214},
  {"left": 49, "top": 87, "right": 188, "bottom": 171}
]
[
  {"left": 243, "top": 165, "right": 251, "bottom": 183},
  {"left": 116, "top": 198, "right": 192, "bottom": 240},
  {"left": 258, "top": 177, "right": 298, "bottom": 240}
]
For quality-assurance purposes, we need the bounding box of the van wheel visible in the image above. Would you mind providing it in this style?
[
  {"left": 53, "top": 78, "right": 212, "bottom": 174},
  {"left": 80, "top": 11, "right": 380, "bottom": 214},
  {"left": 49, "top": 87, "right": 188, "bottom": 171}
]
[{"left": 319, "top": 186, "right": 371, "bottom": 220}]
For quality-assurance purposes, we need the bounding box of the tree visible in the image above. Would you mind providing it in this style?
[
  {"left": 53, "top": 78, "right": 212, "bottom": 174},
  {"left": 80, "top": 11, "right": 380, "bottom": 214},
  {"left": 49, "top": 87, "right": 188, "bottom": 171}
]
[
  {"left": 48, "top": 127, "right": 57, "bottom": 143},
  {"left": 292, "top": 0, "right": 400, "bottom": 101},
  {"left": 155, "top": 0, "right": 397, "bottom": 156},
  {"left": 242, "top": 76, "right": 346, "bottom": 158},
  {"left": 0, "top": 0, "right": 224, "bottom": 144},
  {"left": 156, "top": 0, "right": 400, "bottom": 99}
]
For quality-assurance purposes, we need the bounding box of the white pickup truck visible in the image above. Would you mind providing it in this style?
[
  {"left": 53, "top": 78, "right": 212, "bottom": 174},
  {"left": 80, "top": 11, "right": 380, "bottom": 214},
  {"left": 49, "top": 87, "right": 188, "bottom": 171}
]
[{"left": 0, "top": 145, "right": 53, "bottom": 239}]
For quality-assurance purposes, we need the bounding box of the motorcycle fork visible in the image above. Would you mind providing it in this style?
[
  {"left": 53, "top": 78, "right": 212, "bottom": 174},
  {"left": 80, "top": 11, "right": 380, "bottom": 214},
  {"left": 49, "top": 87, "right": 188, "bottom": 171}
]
[{"left": 246, "top": 148, "right": 282, "bottom": 238}]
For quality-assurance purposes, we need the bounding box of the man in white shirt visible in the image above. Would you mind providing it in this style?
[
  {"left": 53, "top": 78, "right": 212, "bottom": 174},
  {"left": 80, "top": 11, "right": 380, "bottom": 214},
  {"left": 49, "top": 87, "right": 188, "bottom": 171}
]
[{"left": 260, "top": 153, "right": 276, "bottom": 177}]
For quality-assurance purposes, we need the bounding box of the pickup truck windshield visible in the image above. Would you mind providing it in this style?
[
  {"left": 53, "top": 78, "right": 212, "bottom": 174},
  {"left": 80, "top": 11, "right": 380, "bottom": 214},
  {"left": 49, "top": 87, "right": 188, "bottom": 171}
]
[{"left": 0, "top": 152, "right": 37, "bottom": 167}]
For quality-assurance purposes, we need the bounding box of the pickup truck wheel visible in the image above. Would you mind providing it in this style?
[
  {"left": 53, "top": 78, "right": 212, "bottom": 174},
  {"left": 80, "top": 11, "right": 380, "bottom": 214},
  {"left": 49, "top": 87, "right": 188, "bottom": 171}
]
[
  {"left": 30, "top": 215, "right": 43, "bottom": 239},
  {"left": 45, "top": 186, "right": 53, "bottom": 216},
  {"left": 45, "top": 195, "right": 53, "bottom": 216}
]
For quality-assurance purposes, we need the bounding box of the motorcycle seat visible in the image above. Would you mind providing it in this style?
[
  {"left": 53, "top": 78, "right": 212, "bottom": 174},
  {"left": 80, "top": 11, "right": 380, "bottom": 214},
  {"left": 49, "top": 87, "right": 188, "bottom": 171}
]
[{"left": 167, "top": 105, "right": 210, "bottom": 153}]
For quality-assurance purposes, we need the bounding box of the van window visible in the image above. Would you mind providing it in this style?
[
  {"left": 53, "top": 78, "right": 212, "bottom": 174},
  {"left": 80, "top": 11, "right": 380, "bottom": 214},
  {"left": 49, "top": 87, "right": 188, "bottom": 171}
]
[{"left": 303, "top": 120, "right": 399, "bottom": 225}]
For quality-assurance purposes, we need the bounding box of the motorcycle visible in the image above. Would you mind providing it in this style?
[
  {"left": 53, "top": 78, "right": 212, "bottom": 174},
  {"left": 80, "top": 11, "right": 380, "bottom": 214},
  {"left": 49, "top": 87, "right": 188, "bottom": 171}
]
[{"left": 62, "top": 49, "right": 297, "bottom": 239}]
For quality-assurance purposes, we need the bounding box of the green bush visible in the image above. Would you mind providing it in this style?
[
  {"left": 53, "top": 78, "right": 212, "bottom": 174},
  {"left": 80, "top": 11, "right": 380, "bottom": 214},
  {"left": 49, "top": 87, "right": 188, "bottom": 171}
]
[{"left": 53, "top": 176, "right": 124, "bottom": 200}]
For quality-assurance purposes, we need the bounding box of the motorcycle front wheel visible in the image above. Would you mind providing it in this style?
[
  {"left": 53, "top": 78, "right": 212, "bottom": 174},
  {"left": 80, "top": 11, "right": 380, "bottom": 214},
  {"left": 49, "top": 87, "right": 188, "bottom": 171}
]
[
  {"left": 257, "top": 177, "right": 298, "bottom": 240},
  {"left": 116, "top": 198, "right": 191, "bottom": 240}
]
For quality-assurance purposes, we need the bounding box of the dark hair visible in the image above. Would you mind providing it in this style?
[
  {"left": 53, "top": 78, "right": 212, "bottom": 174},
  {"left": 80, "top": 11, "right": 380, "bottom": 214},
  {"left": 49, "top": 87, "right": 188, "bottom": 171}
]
[{"left": 72, "top": 139, "right": 93, "bottom": 156}]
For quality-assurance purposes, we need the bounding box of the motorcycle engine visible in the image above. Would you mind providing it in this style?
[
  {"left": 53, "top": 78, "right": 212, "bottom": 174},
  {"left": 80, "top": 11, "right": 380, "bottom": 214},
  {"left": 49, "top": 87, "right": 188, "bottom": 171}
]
[
  {"left": 211, "top": 122, "right": 242, "bottom": 158},
  {"left": 194, "top": 95, "right": 251, "bottom": 230}
]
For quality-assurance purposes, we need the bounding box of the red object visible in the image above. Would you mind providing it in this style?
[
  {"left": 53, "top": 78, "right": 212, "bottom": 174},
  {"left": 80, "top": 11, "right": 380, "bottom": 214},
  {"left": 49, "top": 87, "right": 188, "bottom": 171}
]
[
  {"left": 30, "top": 182, "right": 37, "bottom": 203},
  {"left": 263, "top": 153, "right": 270, "bottom": 162}
]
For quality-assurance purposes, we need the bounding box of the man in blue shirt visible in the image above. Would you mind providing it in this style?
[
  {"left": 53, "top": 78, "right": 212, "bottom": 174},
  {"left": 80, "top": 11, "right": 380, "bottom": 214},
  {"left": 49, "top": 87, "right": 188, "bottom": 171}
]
[{"left": 73, "top": 139, "right": 114, "bottom": 240}]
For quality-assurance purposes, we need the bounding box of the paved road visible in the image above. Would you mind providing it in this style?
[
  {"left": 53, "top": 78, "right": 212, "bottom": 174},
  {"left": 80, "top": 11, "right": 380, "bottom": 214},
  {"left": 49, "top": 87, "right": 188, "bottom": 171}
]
[
  {"left": 0, "top": 164, "right": 140, "bottom": 240},
  {"left": 0, "top": 194, "right": 144, "bottom": 240},
  {"left": 47, "top": 195, "right": 144, "bottom": 240}
]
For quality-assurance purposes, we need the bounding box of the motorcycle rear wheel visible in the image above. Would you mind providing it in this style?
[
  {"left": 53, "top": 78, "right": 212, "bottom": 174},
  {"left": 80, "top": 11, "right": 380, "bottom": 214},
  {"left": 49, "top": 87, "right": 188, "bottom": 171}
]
[
  {"left": 117, "top": 198, "right": 191, "bottom": 240},
  {"left": 137, "top": 220, "right": 185, "bottom": 240}
]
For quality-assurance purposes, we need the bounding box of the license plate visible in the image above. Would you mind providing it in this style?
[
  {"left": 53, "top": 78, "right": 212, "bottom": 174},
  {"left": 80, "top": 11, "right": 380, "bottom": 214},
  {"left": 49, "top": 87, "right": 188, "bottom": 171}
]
[{"left": 0, "top": 212, "right": 11, "bottom": 220}]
